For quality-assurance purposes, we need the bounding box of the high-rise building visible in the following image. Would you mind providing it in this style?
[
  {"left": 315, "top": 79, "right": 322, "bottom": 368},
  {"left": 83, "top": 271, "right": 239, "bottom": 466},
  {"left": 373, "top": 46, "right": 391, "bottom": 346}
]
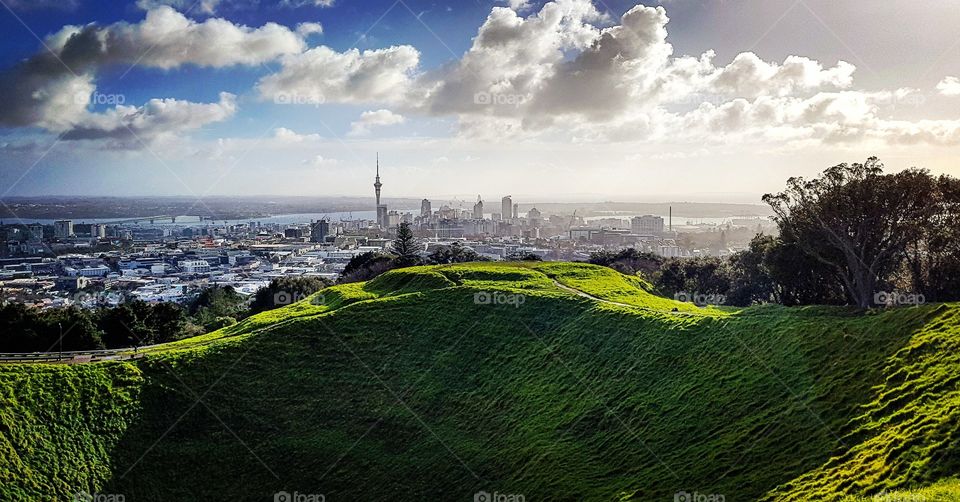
[
  {"left": 421, "top": 199, "right": 432, "bottom": 217},
  {"left": 513, "top": 203, "right": 519, "bottom": 219},
  {"left": 501, "top": 196, "right": 512, "bottom": 222},
  {"left": 438, "top": 205, "right": 455, "bottom": 220},
  {"left": 473, "top": 195, "right": 484, "bottom": 219},
  {"left": 311, "top": 220, "right": 329, "bottom": 243},
  {"left": 54, "top": 220, "right": 74, "bottom": 239},
  {"left": 377, "top": 205, "right": 389, "bottom": 228},
  {"left": 387, "top": 210, "right": 400, "bottom": 227},
  {"left": 528, "top": 207, "right": 542, "bottom": 228},
  {"left": 631, "top": 215, "right": 665, "bottom": 235},
  {"left": 28, "top": 224, "right": 43, "bottom": 242},
  {"left": 90, "top": 224, "right": 106, "bottom": 239}
]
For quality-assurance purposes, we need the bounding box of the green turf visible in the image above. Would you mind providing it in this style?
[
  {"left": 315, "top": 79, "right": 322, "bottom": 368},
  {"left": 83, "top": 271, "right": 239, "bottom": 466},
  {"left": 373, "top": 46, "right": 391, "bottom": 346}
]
[
  {"left": 840, "top": 477, "right": 960, "bottom": 501},
  {"left": 1, "top": 262, "right": 958, "bottom": 501}
]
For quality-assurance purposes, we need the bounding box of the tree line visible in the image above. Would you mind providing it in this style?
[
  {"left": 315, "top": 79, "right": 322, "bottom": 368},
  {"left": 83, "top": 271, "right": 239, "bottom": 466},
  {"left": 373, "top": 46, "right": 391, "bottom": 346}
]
[
  {"left": 0, "top": 276, "right": 330, "bottom": 353},
  {"left": 593, "top": 158, "right": 960, "bottom": 307}
]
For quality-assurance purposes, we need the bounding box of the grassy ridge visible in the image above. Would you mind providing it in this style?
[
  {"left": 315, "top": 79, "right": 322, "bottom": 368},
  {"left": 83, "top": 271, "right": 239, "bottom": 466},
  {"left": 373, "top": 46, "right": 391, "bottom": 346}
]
[
  {"left": 0, "top": 262, "right": 958, "bottom": 501},
  {"left": 841, "top": 478, "right": 960, "bottom": 501}
]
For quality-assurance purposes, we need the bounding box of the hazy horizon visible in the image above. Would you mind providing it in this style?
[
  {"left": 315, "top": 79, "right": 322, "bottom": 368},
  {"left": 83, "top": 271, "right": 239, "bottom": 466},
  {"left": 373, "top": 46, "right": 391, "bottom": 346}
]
[{"left": 0, "top": 192, "right": 772, "bottom": 205}]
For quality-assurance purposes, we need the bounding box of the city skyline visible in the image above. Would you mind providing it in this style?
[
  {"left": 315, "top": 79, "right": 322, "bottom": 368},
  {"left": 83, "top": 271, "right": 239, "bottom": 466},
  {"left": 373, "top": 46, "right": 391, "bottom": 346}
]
[{"left": 0, "top": 0, "right": 959, "bottom": 199}]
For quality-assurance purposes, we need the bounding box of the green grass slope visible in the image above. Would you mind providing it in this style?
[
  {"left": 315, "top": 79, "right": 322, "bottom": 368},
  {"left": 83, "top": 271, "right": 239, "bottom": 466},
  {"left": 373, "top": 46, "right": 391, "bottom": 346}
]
[
  {"left": 1, "top": 262, "right": 959, "bottom": 501},
  {"left": 841, "top": 477, "right": 960, "bottom": 501}
]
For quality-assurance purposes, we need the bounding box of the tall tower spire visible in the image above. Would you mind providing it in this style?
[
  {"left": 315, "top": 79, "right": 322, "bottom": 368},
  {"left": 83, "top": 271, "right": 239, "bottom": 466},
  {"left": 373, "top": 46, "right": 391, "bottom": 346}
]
[
  {"left": 374, "top": 153, "right": 386, "bottom": 229},
  {"left": 374, "top": 153, "right": 382, "bottom": 207}
]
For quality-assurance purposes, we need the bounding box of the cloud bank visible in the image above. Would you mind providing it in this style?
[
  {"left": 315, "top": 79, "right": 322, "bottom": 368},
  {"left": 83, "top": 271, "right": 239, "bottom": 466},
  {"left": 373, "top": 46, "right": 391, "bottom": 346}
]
[
  {"left": 255, "top": 0, "right": 960, "bottom": 146},
  {"left": 0, "top": 6, "right": 306, "bottom": 143},
  {"left": 2, "top": 0, "right": 959, "bottom": 151}
]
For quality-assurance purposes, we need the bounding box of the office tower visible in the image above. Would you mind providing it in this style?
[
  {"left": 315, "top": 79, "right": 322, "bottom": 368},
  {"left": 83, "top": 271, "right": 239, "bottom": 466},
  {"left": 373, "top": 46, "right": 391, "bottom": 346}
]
[
  {"left": 311, "top": 220, "right": 329, "bottom": 243},
  {"left": 631, "top": 215, "right": 665, "bottom": 235},
  {"left": 473, "top": 195, "right": 483, "bottom": 219},
  {"left": 528, "top": 207, "right": 542, "bottom": 228},
  {"left": 28, "top": 224, "right": 43, "bottom": 242},
  {"left": 501, "top": 196, "right": 512, "bottom": 222},
  {"left": 54, "top": 220, "right": 74, "bottom": 239}
]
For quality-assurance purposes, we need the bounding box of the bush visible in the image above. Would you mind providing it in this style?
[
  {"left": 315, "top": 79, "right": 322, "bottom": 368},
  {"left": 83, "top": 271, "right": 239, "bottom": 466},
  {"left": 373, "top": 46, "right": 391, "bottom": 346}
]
[
  {"left": 589, "top": 248, "right": 662, "bottom": 277},
  {"left": 339, "top": 252, "right": 398, "bottom": 283},
  {"left": 250, "top": 277, "right": 332, "bottom": 313}
]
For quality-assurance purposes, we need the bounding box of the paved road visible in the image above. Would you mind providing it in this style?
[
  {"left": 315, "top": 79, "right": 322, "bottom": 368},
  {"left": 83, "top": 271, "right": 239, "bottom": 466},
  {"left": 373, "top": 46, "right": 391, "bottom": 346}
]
[
  {"left": 551, "top": 280, "right": 717, "bottom": 317},
  {"left": 0, "top": 347, "right": 152, "bottom": 364}
]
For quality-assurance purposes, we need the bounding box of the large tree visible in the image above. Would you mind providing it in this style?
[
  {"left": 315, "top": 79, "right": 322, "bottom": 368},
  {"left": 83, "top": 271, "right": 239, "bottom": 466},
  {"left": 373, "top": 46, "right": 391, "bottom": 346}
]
[
  {"left": 426, "top": 242, "right": 485, "bottom": 264},
  {"left": 655, "top": 257, "right": 731, "bottom": 299},
  {"left": 902, "top": 174, "right": 960, "bottom": 301},
  {"left": 725, "top": 235, "right": 777, "bottom": 306},
  {"left": 339, "top": 251, "right": 396, "bottom": 283},
  {"left": 589, "top": 248, "right": 663, "bottom": 278},
  {"left": 391, "top": 222, "right": 422, "bottom": 266},
  {"left": 763, "top": 158, "right": 934, "bottom": 308},
  {"left": 189, "top": 286, "right": 246, "bottom": 329}
]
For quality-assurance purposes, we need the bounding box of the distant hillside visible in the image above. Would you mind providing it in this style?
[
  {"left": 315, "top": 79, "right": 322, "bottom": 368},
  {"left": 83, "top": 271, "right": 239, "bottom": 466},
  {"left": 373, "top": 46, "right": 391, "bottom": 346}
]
[
  {"left": 511, "top": 201, "right": 773, "bottom": 218},
  {"left": 1, "top": 263, "right": 958, "bottom": 501},
  {"left": 0, "top": 195, "right": 424, "bottom": 220}
]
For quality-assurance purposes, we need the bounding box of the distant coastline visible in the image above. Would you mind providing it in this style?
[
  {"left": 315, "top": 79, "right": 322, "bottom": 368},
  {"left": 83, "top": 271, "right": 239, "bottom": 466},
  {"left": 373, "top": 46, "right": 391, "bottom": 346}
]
[{"left": 0, "top": 195, "right": 772, "bottom": 221}]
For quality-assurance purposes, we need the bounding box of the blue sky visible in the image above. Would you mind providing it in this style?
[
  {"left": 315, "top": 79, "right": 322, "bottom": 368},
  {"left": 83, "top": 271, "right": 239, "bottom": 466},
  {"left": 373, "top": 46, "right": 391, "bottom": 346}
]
[{"left": 1, "top": 0, "right": 959, "bottom": 200}]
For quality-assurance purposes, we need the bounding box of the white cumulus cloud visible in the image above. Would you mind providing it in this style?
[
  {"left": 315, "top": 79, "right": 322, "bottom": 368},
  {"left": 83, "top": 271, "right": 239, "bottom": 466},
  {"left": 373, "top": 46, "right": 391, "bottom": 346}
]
[
  {"left": 60, "top": 92, "right": 237, "bottom": 148},
  {"left": 937, "top": 76, "right": 960, "bottom": 96},
  {"left": 0, "top": 6, "right": 306, "bottom": 141},
  {"left": 257, "top": 46, "right": 420, "bottom": 105},
  {"left": 349, "top": 109, "right": 406, "bottom": 136}
]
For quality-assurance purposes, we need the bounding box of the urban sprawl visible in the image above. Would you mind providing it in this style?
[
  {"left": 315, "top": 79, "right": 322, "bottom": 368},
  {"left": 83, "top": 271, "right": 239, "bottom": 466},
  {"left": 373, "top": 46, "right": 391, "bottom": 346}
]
[{"left": 1, "top": 160, "right": 773, "bottom": 309}]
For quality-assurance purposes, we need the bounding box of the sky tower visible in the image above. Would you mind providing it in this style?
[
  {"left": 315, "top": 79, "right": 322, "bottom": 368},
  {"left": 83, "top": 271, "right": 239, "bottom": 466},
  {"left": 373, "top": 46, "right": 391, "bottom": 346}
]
[
  {"left": 374, "top": 153, "right": 388, "bottom": 228},
  {"left": 374, "top": 153, "right": 382, "bottom": 207}
]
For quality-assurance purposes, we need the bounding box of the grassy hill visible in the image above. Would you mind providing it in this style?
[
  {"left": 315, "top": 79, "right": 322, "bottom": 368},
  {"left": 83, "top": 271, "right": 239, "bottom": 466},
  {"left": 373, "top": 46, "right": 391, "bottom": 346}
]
[{"left": 1, "top": 262, "right": 959, "bottom": 501}]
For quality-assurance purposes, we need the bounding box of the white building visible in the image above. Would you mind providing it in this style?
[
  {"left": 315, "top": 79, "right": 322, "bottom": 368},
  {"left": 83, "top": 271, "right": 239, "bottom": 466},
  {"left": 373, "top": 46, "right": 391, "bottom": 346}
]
[
  {"left": 90, "top": 224, "right": 107, "bottom": 239},
  {"left": 54, "top": 220, "right": 74, "bottom": 239},
  {"left": 631, "top": 215, "right": 665, "bottom": 235},
  {"left": 66, "top": 265, "right": 111, "bottom": 277},
  {"left": 178, "top": 260, "right": 211, "bottom": 274}
]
